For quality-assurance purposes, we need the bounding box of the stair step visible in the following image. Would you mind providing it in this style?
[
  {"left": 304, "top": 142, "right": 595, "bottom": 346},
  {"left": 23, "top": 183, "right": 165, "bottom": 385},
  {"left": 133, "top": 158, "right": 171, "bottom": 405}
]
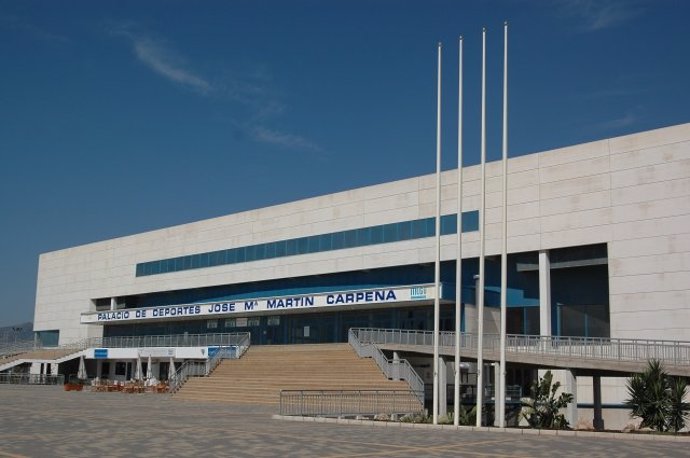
[{"left": 174, "top": 344, "right": 414, "bottom": 405}]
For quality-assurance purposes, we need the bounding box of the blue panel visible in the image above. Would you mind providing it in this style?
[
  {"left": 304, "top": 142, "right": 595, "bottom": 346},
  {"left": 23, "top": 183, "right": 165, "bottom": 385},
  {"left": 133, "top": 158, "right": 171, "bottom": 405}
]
[
  {"left": 254, "top": 243, "right": 266, "bottom": 260},
  {"left": 462, "top": 210, "right": 479, "bottom": 232},
  {"left": 383, "top": 223, "right": 397, "bottom": 242},
  {"left": 343, "top": 229, "right": 357, "bottom": 248},
  {"left": 441, "top": 215, "right": 457, "bottom": 235},
  {"left": 319, "top": 234, "right": 332, "bottom": 251},
  {"left": 357, "top": 228, "right": 371, "bottom": 246},
  {"left": 265, "top": 242, "right": 276, "bottom": 259},
  {"left": 245, "top": 245, "right": 256, "bottom": 262},
  {"left": 94, "top": 348, "right": 108, "bottom": 359},
  {"left": 297, "top": 237, "right": 309, "bottom": 254},
  {"left": 285, "top": 239, "right": 297, "bottom": 256},
  {"left": 370, "top": 225, "right": 383, "bottom": 244},
  {"left": 331, "top": 231, "right": 344, "bottom": 250},
  {"left": 398, "top": 221, "right": 412, "bottom": 240},
  {"left": 275, "top": 240, "right": 286, "bottom": 257},
  {"left": 226, "top": 248, "right": 237, "bottom": 264},
  {"left": 411, "top": 219, "right": 426, "bottom": 238},
  {"left": 308, "top": 235, "right": 320, "bottom": 253}
]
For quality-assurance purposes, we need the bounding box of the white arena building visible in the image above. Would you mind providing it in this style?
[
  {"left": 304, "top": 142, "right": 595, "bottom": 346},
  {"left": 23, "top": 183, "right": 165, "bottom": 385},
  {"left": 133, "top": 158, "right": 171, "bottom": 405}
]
[{"left": 11, "top": 122, "right": 690, "bottom": 429}]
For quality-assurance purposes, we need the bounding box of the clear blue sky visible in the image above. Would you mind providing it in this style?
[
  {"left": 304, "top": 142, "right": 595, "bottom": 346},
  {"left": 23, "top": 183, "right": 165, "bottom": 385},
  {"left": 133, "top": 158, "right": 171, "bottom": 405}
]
[{"left": 1, "top": 0, "right": 688, "bottom": 327}]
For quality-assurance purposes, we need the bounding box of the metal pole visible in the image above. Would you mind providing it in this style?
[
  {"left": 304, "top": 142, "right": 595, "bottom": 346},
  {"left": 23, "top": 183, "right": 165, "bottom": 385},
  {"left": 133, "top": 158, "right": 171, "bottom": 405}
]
[
  {"left": 454, "top": 35, "right": 463, "bottom": 428},
  {"left": 433, "top": 41, "right": 442, "bottom": 425},
  {"left": 499, "top": 20, "right": 509, "bottom": 428},
  {"left": 475, "top": 27, "right": 486, "bottom": 427}
]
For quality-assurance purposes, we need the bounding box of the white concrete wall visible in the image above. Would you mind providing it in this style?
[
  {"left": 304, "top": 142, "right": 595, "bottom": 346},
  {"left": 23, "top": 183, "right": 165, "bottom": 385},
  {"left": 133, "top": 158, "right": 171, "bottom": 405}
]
[{"left": 34, "top": 123, "right": 690, "bottom": 344}]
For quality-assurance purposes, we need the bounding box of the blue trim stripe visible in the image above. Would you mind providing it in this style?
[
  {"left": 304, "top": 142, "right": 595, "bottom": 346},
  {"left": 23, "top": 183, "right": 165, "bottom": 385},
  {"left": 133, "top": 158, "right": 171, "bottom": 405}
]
[{"left": 136, "top": 211, "right": 479, "bottom": 277}]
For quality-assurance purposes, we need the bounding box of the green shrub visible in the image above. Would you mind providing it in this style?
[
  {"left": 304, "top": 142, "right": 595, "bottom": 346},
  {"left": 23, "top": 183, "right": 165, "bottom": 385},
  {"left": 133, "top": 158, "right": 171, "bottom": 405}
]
[
  {"left": 521, "top": 370, "right": 573, "bottom": 430},
  {"left": 625, "top": 359, "right": 689, "bottom": 433}
]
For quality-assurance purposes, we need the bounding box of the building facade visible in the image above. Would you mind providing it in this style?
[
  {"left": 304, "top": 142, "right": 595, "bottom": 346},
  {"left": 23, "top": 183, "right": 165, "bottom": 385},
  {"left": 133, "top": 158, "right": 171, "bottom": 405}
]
[{"left": 32, "top": 122, "right": 690, "bottom": 426}]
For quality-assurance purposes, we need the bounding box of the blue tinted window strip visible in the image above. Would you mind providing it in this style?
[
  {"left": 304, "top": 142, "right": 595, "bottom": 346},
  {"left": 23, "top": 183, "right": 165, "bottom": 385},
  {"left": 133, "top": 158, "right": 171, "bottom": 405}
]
[{"left": 136, "top": 211, "right": 479, "bottom": 277}]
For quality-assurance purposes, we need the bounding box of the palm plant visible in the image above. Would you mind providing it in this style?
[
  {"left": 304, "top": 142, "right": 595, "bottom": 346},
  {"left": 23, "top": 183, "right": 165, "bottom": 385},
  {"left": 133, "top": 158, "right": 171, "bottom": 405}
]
[
  {"left": 624, "top": 359, "right": 689, "bottom": 433},
  {"left": 667, "top": 376, "right": 690, "bottom": 433}
]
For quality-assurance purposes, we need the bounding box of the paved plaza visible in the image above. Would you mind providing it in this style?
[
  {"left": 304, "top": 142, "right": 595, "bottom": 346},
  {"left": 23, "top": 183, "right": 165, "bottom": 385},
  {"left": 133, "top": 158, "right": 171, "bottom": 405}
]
[{"left": 0, "top": 386, "right": 687, "bottom": 457}]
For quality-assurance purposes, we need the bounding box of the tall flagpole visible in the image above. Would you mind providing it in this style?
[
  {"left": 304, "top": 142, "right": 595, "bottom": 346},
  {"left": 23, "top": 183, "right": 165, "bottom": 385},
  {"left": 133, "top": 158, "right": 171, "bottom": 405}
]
[
  {"left": 453, "top": 35, "right": 463, "bottom": 428},
  {"left": 475, "top": 26, "right": 486, "bottom": 427},
  {"left": 433, "top": 41, "right": 442, "bottom": 426},
  {"left": 499, "top": 20, "right": 509, "bottom": 429}
]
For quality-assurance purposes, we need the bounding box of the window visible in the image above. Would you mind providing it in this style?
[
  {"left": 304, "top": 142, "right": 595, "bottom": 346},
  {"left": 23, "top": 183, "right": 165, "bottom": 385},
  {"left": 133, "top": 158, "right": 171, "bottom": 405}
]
[
  {"left": 297, "top": 237, "right": 309, "bottom": 254},
  {"left": 398, "top": 221, "right": 412, "bottom": 240},
  {"left": 265, "top": 242, "right": 276, "bottom": 259},
  {"left": 115, "top": 362, "right": 127, "bottom": 376},
  {"left": 308, "top": 236, "right": 320, "bottom": 253},
  {"left": 383, "top": 223, "right": 397, "bottom": 242},
  {"left": 267, "top": 316, "right": 280, "bottom": 326},
  {"left": 245, "top": 245, "right": 256, "bottom": 262},
  {"left": 224, "top": 318, "right": 236, "bottom": 328},
  {"left": 286, "top": 239, "right": 297, "bottom": 256},
  {"left": 136, "top": 211, "right": 481, "bottom": 277},
  {"left": 247, "top": 317, "right": 260, "bottom": 327},
  {"left": 207, "top": 320, "right": 218, "bottom": 329}
]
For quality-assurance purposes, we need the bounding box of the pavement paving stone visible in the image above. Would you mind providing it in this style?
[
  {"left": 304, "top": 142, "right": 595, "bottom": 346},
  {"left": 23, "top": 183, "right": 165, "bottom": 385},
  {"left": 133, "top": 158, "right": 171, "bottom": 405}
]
[{"left": 0, "top": 385, "right": 687, "bottom": 457}]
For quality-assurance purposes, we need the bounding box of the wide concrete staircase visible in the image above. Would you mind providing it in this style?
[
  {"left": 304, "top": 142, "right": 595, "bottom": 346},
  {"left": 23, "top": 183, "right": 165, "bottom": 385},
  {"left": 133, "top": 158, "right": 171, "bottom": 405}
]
[
  {"left": 174, "top": 343, "right": 411, "bottom": 405},
  {"left": 0, "top": 349, "right": 79, "bottom": 372}
]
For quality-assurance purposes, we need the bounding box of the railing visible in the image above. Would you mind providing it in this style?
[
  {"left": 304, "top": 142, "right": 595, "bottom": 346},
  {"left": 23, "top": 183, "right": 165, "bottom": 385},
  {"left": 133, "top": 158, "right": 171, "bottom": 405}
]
[
  {"left": 169, "top": 333, "right": 251, "bottom": 393},
  {"left": 0, "top": 339, "right": 36, "bottom": 358},
  {"left": 348, "top": 329, "right": 424, "bottom": 405},
  {"left": 484, "top": 384, "right": 522, "bottom": 402},
  {"left": 72, "top": 332, "right": 251, "bottom": 350},
  {"left": 279, "top": 389, "right": 425, "bottom": 417},
  {"left": 0, "top": 373, "right": 65, "bottom": 385},
  {"left": 206, "top": 334, "right": 250, "bottom": 375},
  {"left": 351, "top": 328, "right": 690, "bottom": 368},
  {"left": 169, "top": 360, "right": 208, "bottom": 393}
]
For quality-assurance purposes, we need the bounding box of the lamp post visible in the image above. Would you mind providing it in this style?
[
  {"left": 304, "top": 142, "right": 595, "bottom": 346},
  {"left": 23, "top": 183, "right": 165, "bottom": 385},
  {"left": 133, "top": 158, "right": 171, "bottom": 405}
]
[{"left": 11, "top": 327, "right": 22, "bottom": 345}]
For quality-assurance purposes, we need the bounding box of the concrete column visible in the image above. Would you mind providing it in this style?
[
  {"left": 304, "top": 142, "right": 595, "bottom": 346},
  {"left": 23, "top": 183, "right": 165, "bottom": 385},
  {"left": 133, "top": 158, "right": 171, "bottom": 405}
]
[
  {"left": 438, "top": 357, "right": 447, "bottom": 417},
  {"left": 393, "top": 352, "right": 400, "bottom": 381},
  {"left": 592, "top": 375, "right": 604, "bottom": 431},
  {"left": 564, "top": 370, "right": 578, "bottom": 428},
  {"left": 539, "top": 250, "right": 552, "bottom": 336},
  {"left": 493, "top": 363, "right": 501, "bottom": 427},
  {"left": 96, "top": 360, "right": 102, "bottom": 379},
  {"left": 110, "top": 297, "right": 117, "bottom": 311}
]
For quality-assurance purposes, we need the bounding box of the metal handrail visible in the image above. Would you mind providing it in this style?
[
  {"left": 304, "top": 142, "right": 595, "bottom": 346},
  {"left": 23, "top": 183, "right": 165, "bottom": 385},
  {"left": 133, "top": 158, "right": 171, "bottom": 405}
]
[
  {"left": 206, "top": 333, "right": 251, "bottom": 375},
  {"left": 12, "top": 332, "right": 254, "bottom": 353},
  {"left": 169, "top": 360, "right": 207, "bottom": 393},
  {"left": 279, "top": 389, "right": 425, "bottom": 417},
  {"left": 170, "top": 333, "right": 251, "bottom": 393},
  {"left": 78, "top": 332, "right": 251, "bottom": 350},
  {"left": 348, "top": 329, "right": 424, "bottom": 405},
  {"left": 0, "top": 340, "right": 37, "bottom": 358},
  {"left": 350, "top": 328, "right": 690, "bottom": 367},
  {"left": 0, "top": 373, "right": 65, "bottom": 385}
]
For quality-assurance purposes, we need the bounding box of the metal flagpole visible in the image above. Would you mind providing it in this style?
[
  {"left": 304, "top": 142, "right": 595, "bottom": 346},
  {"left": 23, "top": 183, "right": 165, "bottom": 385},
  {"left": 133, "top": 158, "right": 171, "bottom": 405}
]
[
  {"left": 433, "top": 41, "right": 442, "bottom": 426},
  {"left": 475, "top": 26, "right": 486, "bottom": 428},
  {"left": 499, "top": 20, "right": 509, "bottom": 429},
  {"left": 454, "top": 35, "right": 463, "bottom": 428}
]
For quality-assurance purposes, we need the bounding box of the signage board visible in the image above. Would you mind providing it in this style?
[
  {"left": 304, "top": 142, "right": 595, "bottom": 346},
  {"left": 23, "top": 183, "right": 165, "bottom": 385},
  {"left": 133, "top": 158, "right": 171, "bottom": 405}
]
[{"left": 81, "top": 284, "right": 438, "bottom": 324}]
